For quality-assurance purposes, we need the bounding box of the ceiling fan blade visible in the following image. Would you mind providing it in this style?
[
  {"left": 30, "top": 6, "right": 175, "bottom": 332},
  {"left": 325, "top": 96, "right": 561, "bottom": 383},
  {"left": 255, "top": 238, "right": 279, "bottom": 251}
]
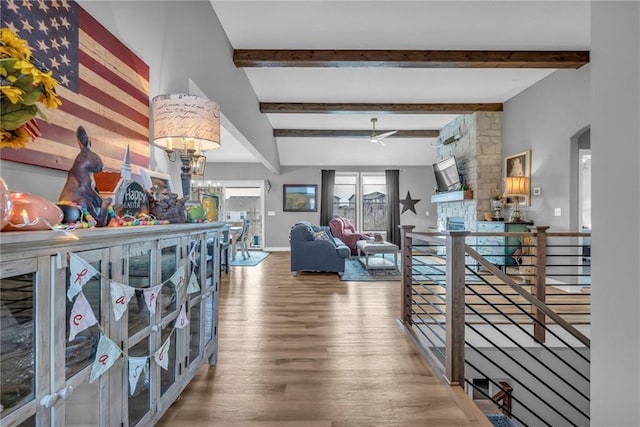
[
  {"left": 375, "top": 130, "right": 398, "bottom": 140},
  {"left": 369, "top": 137, "right": 387, "bottom": 146}
]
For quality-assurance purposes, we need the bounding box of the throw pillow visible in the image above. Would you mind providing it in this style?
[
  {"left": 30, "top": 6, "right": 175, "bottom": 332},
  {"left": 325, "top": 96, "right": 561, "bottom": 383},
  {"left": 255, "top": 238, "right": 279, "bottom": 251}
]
[{"left": 314, "top": 230, "right": 331, "bottom": 241}]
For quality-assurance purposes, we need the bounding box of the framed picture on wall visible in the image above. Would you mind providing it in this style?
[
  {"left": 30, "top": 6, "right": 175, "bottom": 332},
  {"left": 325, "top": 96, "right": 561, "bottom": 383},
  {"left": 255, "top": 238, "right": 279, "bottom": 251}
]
[
  {"left": 283, "top": 184, "right": 318, "bottom": 212},
  {"left": 504, "top": 150, "right": 531, "bottom": 206},
  {"left": 140, "top": 168, "right": 174, "bottom": 195}
]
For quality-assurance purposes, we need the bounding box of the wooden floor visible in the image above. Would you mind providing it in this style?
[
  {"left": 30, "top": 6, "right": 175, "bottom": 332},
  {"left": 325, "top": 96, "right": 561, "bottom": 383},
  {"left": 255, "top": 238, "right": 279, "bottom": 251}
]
[{"left": 157, "top": 252, "right": 490, "bottom": 426}]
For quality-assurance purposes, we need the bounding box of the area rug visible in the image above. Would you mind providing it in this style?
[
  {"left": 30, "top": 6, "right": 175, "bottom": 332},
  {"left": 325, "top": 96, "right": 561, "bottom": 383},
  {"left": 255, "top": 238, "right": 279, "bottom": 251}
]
[
  {"left": 340, "top": 257, "right": 401, "bottom": 281},
  {"left": 229, "top": 251, "right": 270, "bottom": 267}
]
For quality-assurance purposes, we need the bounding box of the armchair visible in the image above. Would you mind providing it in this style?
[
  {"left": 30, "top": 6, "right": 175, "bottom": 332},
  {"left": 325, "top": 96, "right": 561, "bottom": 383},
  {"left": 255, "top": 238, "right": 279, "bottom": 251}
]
[
  {"left": 290, "top": 222, "right": 350, "bottom": 275},
  {"left": 329, "top": 217, "right": 370, "bottom": 255}
]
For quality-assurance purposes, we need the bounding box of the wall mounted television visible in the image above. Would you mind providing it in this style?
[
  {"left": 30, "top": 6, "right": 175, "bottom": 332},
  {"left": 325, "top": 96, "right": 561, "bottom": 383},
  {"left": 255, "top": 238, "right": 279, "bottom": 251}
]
[{"left": 433, "top": 156, "right": 461, "bottom": 192}]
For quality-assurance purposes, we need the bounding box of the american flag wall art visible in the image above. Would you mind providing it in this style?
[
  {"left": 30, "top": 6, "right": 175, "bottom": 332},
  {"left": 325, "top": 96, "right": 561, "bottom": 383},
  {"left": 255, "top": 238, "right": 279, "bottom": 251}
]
[{"left": 1, "top": 0, "right": 150, "bottom": 174}]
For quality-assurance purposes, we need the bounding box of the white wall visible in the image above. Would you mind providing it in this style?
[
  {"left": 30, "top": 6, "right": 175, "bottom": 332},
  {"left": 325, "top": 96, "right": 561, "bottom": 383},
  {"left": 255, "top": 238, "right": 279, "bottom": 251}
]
[
  {"left": 503, "top": 66, "right": 590, "bottom": 231},
  {"left": 78, "top": 1, "right": 280, "bottom": 179},
  {"left": 202, "top": 164, "right": 436, "bottom": 248},
  {"left": 591, "top": 2, "right": 640, "bottom": 425}
]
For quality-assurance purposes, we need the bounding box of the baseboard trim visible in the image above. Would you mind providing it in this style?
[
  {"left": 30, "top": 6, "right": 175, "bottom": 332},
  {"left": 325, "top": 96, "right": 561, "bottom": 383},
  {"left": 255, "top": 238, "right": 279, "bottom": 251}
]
[{"left": 263, "top": 246, "right": 290, "bottom": 252}]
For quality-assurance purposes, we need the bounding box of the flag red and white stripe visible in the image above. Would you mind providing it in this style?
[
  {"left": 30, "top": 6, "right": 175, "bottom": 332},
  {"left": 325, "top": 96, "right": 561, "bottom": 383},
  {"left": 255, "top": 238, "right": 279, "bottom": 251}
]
[{"left": 23, "top": 119, "right": 42, "bottom": 140}]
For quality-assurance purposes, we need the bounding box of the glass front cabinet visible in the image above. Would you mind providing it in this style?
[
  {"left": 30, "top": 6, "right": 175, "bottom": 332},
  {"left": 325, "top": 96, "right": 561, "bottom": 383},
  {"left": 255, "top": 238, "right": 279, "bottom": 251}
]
[{"left": 0, "top": 223, "right": 223, "bottom": 426}]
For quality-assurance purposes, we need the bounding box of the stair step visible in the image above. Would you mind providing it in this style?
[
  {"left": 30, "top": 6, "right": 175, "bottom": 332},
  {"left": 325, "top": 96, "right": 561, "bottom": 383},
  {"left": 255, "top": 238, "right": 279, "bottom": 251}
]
[
  {"left": 486, "top": 413, "right": 517, "bottom": 427},
  {"left": 475, "top": 399, "right": 503, "bottom": 414}
]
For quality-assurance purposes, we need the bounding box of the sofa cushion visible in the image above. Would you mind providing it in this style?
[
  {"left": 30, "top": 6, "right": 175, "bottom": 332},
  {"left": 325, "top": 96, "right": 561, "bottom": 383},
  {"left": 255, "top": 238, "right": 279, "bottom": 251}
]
[{"left": 313, "top": 230, "right": 331, "bottom": 241}]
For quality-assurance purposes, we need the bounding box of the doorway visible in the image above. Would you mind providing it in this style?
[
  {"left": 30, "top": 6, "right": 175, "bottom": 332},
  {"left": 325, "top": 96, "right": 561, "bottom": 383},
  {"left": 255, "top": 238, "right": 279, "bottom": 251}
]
[
  {"left": 191, "top": 180, "right": 265, "bottom": 250},
  {"left": 571, "top": 127, "right": 591, "bottom": 282}
]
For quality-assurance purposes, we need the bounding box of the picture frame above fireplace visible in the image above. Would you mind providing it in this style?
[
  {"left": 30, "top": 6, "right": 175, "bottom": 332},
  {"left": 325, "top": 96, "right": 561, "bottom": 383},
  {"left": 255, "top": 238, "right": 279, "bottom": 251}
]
[{"left": 504, "top": 150, "right": 531, "bottom": 206}]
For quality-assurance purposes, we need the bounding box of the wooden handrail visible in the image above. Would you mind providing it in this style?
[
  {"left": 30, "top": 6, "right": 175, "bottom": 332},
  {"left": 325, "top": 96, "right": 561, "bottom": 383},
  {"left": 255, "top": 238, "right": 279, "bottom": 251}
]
[{"left": 493, "top": 381, "right": 513, "bottom": 417}]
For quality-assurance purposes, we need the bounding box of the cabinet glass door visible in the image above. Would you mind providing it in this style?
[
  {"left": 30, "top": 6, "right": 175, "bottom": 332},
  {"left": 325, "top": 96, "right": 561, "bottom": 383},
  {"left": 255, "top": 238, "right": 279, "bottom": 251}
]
[
  {"left": 159, "top": 241, "right": 180, "bottom": 318},
  {"left": 127, "top": 243, "right": 152, "bottom": 338},
  {"left": 160, "top": 321, "right": 177, "bottom": 396},
  {"left": 205, "top": 234, "right": 217, "bottom": 289},
  {"left": 0, "top": 260, "right": 38, "bottom": 421},
  {"left": 204, "top": 292, "right": 214, "bottom": 346},
  {"left": 59, "top": 249, "right": 107, "bottom": 426},
  {"left": 128, "top": 337, "right": 151, "bottom": 426},
  {"left": 187, "top": 236, "right": 203, "bottom": 367},
  {"left": 189, "top": 300, "right": 201, "bottom": 364},
  {"left": 203, "top": 232, "right": 218, "bottom": 355},
  {"left": 65, "top": 251, "right": 103, "bottom": 379}
]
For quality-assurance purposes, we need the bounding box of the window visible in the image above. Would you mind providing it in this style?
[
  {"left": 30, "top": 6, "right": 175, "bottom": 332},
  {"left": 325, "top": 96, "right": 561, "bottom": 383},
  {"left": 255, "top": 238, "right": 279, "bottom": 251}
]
[
  {"left": 333, "top": 172, "right": 387, "bottom": 233},
  {"left": 362, "top": 174, "right": 387, "bottom": 232}
]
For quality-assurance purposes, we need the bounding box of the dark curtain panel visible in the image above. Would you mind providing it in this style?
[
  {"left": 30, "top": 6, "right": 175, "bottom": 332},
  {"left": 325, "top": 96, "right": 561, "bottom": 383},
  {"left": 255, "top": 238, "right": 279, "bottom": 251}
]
[
  {"left": 385, "top": 169, "right": 400, "bottom": 246},
  {"left": 320, "top": 169, "right": 335, "bottom": 226}
]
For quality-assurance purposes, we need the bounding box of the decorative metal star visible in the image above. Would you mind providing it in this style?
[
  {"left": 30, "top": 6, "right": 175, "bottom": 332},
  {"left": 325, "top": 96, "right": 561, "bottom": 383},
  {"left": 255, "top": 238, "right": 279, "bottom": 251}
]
[{"left": 400, "top": 191, "right": 420, "bottom": 214}]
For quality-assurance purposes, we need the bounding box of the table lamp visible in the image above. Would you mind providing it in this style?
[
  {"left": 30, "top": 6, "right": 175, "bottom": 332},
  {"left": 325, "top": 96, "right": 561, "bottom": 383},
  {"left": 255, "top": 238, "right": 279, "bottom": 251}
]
[
  {"left": 504, "top": 176, "right": 529, "bottom": 222},
  {"left": 152, "top": 94, "right": 220, "bottom": 199}
]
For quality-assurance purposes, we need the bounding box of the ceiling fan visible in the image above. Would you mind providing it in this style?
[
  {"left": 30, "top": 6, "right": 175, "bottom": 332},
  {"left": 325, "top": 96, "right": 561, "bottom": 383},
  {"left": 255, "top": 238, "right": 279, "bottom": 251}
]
[{"left": 368, "top": 118, "right": 397, "bottom": 146}]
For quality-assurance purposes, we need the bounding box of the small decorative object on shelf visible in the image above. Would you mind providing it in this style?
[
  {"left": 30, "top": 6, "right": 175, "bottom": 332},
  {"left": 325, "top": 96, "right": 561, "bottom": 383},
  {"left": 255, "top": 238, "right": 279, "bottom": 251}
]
[
  {"left": 147, "top": 191, "right": 185, "bottom": 223},
  {"left": 490, "top": 188, "right": 505, "bottom": 220},
  {"left": 2, "top": 192, "right": 63, "bottom": 231},
  {"left": 0, "top": 28, "right": 61, "bottom": 149},
  {"left": 186, "top": 202, "right": 206, "bottom": 223},
  {"left": 201, "top": 193, "right": 219, "bottom": 222},
  {"left": 112, "top": 146, "right": 149, "bottom": 218},
  {"left": 58, "top": 127, "right": 113, "bottom": 227}
]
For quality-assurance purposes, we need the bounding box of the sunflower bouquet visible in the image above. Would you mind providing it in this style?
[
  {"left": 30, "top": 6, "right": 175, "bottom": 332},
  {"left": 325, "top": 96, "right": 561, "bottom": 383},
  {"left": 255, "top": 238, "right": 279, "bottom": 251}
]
[{"left": 1, "top": 27, "right": 61, "bottom": 149}]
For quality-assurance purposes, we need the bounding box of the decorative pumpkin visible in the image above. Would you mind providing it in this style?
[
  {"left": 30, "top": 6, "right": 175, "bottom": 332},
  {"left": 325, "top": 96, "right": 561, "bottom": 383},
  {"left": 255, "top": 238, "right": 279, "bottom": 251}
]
[{"left": 2, "top": 192, "right": 63, "bottom": 231}]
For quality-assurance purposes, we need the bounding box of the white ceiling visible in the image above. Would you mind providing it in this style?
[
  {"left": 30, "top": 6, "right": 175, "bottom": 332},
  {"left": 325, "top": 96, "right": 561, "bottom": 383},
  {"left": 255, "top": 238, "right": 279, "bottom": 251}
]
[{"left": 208, "top": 0, "right": 591, "bottom": 168}]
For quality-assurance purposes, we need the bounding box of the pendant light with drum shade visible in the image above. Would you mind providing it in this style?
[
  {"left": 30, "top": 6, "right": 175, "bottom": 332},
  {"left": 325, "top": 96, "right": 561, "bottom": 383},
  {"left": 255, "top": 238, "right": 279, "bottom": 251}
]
[{"left": 152, "top": 94, "right": 220, "bottom": 199}]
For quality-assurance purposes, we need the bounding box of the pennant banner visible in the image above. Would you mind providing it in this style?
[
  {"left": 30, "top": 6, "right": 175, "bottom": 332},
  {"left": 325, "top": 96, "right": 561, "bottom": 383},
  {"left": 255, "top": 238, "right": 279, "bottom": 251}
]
[
  {"left": 189, "top": 242, "right": 199, "bottom": 266},
  {"left": 143, "top": 284, "right": 163, "bottom": 315},
  {"left": 128, "top": 356, "right": 148, "bottom": 395},
  {"left": 68, "top": 253, "right": 99, "bottom": 301},
  {"left": 69, "top": 292, "right": 98, "bottom": 341},
  {"left": 175, "top": 305, "right": 189, "bottom": 329},
  {"left": 110, "top": 281, "right": 136, "bottom": 321},
  {"left": 154, "top": 336, "right": 171, "bottom": 370},
  {"left": 90, "top": 335, "right": 122, "bottom": 383},
  {"left": 187, "top": 270, "right": 200, "bottom": 295},
  {"left": 169, "top": 266, "right": 186, "bottom": 290}
]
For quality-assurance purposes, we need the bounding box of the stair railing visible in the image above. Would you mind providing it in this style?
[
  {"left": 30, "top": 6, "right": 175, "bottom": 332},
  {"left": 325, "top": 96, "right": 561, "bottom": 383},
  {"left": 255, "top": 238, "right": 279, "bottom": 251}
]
[{"left": 400, "top": 225, "right": 591, "bottom": 426}]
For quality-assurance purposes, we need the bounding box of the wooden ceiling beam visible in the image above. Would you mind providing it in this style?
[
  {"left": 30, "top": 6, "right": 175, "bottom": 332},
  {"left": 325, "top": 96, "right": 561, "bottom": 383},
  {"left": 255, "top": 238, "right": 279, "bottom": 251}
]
[
  {"left": 261, "top": 103, "right": 502, "bottom": 114},
  {"left": 235, "top": 49, "right": 589, "bottom": 69},
  {"left": 273, "top": 129, "right": 440, "bottom": 138}
]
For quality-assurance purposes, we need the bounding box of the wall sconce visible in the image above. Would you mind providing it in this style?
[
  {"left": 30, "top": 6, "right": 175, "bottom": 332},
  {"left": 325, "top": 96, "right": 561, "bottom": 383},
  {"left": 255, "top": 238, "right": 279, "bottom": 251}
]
[
  {"left": 152, "top": 93, "right": 220, "bottom": 198},
  {"left": 265, "top": 179, "right": 271, "bottom": 193},
  {"left": 504, "top": 176, "right": 530, "bottom": 222}
]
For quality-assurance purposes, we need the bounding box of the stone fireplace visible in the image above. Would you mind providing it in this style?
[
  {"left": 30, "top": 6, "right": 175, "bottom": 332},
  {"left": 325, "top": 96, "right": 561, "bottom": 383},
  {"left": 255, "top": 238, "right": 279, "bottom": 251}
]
[
  {"left": 446, "top": 217, "right": 466, "bottom": 231},
  {"left": 434, "top": 112, "right": 503, "bottom": 232}
]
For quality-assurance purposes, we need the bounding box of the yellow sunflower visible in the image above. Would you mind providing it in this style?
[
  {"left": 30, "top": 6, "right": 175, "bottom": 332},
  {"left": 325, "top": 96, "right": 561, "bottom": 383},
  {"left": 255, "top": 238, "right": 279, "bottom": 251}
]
[{"left": 0, "top": 27, "right": 61, "bottom": 149}]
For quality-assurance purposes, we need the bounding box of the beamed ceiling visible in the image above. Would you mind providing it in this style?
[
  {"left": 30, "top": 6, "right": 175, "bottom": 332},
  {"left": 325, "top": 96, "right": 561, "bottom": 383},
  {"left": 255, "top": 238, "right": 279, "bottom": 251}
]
[{"left": 209, "top": 1, "right": 591, "bottom": 167}]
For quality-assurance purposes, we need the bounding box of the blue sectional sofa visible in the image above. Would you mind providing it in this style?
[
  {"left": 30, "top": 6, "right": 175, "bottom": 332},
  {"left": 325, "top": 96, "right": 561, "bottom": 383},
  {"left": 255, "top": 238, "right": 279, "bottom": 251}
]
[{"left": 290, "top": 222, "right": 350, "bottom": 275}]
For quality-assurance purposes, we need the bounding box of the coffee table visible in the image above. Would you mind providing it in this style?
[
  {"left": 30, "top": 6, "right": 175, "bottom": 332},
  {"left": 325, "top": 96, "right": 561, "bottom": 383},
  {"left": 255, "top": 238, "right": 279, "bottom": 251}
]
[{"left": 356, "top": 240, "right": 400, "bottom": 270}]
